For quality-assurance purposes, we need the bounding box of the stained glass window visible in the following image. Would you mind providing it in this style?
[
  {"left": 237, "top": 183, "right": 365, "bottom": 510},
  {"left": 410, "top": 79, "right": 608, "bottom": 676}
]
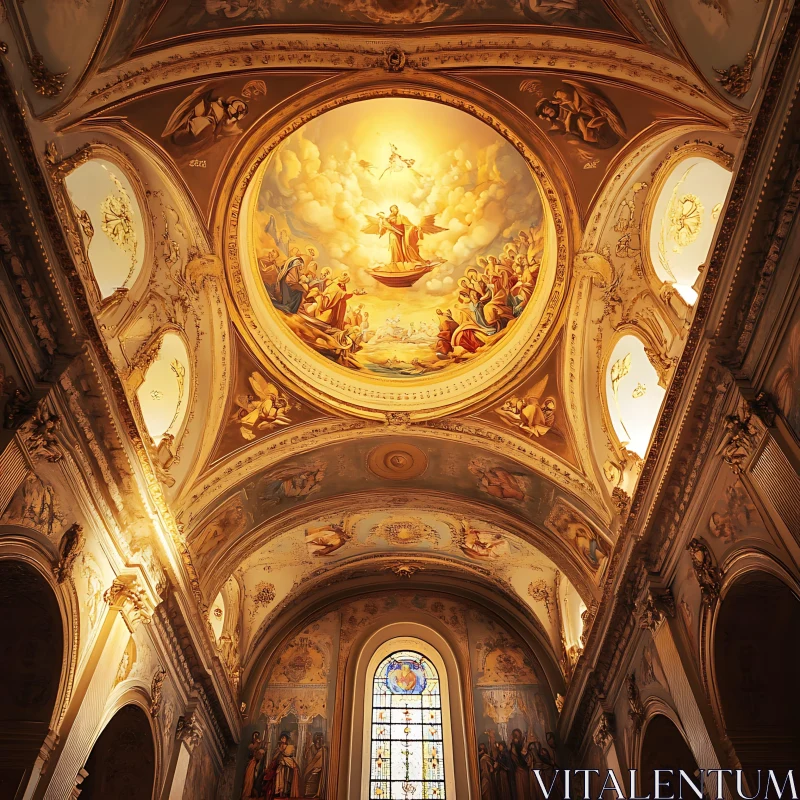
[{"left": 369, "top": 650, "right": 446, "bottom": 799}]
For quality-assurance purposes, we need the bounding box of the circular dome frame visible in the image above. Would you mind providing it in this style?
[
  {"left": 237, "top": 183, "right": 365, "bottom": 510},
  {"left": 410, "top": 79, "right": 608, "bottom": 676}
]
[{"left": 218, "top": 76, "right": 575, "bottom": 420}]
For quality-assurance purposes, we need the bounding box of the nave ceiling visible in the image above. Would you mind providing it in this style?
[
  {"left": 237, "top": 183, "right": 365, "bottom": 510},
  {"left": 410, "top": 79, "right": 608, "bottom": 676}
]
[{"left": 0, "top": 0, "right": 792, "bottom": 725}]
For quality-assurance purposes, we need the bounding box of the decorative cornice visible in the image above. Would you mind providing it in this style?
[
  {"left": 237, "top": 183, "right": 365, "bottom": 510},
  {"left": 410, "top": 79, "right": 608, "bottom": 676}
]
[
  {"left": 0, "top": 62, "right": 207, "bottom": 614},
  {"left": 72, "top": 34, "right": 732, "bottom": 125}
]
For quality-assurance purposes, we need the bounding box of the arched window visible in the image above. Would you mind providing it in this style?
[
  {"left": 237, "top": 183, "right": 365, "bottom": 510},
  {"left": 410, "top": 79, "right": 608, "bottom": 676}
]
[
  {"left": 135, "top": 331, "right": 191, "bottom": 445},
  {"left": 605, "top": 333, "right": 666, "bottom": 458},
  {"left": 369, "top": 649, "right": 447, "bottom": 799},
  {"left": 647, "top": 153, "right": 732, "bottom": 305},
  {"left": 64, "top": 158, "right": 146, "bottom": 299}
]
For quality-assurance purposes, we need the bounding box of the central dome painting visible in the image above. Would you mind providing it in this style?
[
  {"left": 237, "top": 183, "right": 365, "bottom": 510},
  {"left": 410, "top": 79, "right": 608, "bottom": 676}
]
[{"left": 249, "top": 98, "right": 548, "bottom": 377}]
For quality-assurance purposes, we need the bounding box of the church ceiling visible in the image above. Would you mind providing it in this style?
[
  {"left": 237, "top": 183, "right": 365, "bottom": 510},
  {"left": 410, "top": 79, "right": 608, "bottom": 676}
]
[{"left": 0, "top": 0, "right": 789, "bottom": 684}]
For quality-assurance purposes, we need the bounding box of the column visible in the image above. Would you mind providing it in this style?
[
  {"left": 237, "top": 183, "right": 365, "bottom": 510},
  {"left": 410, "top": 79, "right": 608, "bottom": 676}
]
[
  {"left": 35, "top": 574, "right": 154, "bottom": 800},
  {"left": 165, "top": 713, "right": 204, "bottom": 800},
  {"left": 639, "top": 593, "right": 733, "bottom": 800}
]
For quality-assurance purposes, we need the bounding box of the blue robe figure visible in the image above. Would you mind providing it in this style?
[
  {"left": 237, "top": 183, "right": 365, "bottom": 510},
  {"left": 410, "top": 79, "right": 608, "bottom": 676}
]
[{"left": 271, "top": 256, "right": 305, "bottom": 314}]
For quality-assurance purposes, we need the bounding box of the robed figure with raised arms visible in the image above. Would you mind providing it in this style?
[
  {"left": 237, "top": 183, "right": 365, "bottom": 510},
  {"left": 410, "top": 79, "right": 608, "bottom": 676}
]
[{"left": 362, "top": 205, "right": 446, "bottom": 272}]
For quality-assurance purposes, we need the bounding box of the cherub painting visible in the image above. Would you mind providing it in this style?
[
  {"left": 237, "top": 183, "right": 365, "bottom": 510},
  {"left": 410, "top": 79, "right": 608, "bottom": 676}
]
[
  {"left": 495, "top": 375, "right": 557, "bottom": 437},
  {"left": 469, "top": 459, "right": 528, "bottom": 503},
  {"left": 305, "top": 522, "right": 351, "bottom": 556},
  {"left": 535, "top": 81, "right": 627, "bottom": 150},
  {"left": 189, "top": 493, "right": 250, "bottom": 568},
  {"left": 230, "top": 371, "right": 292, "bottom": 441},
  {"left": 544, "top": 499, "right": 609, "bottom": 575},
  {"left": 161, "top": 82, "right": 259, "bottom": 152},
  {"left": 459, "top": 520, "right": 511, "bottom": 561},
  {"left": 251, "top": 460, "right": 326, "bottom": 509}
]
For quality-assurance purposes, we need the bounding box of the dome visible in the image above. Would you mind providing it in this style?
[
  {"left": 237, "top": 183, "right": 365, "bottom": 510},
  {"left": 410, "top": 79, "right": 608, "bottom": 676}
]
[{"left": 228, "top": 97, "right": 565, "bottom": 418}]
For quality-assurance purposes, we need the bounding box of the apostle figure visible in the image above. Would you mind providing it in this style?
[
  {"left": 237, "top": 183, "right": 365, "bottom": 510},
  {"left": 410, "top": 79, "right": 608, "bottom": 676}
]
[
  {"left": 478, "top": 743, "right": 498, "bottom": 800},
  {"left": 262, "top": 733, "right": 301, "bottom": 798},
  {"left": 241, "top": 731, "right": 265, "bottom": 799},
  {"left": 493, "top": 740, "right": 515, "bottom": 799},
  {"left": 301, "top": 732, "right": 327, "bottom": 798},
  {"left": 510, "top": 729, "right": 532, "bottom": 800},
  {"left": 308, "top": 273, "right": 364, "bottom": 330},
  {"left": 435, "top": 308, "right": 459, "bottom": 357},
  {"left": 271, "top": 256, "right": 306, "bottom": 315}
]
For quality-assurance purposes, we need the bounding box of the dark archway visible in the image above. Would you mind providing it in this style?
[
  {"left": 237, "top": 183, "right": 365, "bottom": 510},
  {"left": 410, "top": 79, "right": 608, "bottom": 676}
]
[
  {"left": 714, "top": 572, "right": 800, "bottom": 779},
  {"left": 0, "top": 560, "right": 64, "bottom": 800},
  {"left": 639, "top": 715, "right": 699, "bottom": 797},
  {"left": 79, "top": 704, "right": 156, "bottom": 800}
]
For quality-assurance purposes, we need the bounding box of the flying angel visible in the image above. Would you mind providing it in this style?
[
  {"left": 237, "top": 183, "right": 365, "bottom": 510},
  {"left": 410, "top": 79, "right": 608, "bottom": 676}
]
[
  {"left": 379, "top": 143, "right": 423, "bottom": 180},
  {"left": 357, "top": 159, "right": 376, "bottom": 176},
  {"left": 230, "top": 371, "right": 291, "bottom": 440},
  {"left": 535, "top": 80, "right": 627, "bottom": 150}
]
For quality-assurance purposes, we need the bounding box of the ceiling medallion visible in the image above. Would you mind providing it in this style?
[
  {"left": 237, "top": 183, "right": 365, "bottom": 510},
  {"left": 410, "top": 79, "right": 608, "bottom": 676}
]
[{"left": 367, "top": 442, "right": 428, "bottom": 481}]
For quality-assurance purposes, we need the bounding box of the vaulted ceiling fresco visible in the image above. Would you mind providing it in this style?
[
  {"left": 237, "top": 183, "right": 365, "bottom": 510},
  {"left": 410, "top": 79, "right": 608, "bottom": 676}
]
[{"left": 0, "top": 0, "right": 787, "bottom": 726}]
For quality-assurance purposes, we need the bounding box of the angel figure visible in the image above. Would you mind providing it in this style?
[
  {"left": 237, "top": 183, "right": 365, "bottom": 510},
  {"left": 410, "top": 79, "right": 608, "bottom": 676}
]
[
  {"left": 379, "top": 143, "right": 422, "bottom": 180},
  {"left": 362, "top": 205, "right": 446, "bottom": 271},
  {"left": 459, "top": 520, "right": 511, "bottom": 560},
  {"left": 230, "top": 372, "right": 291, "bottom": 441},
  {"left": 305, "top": 522, "right": 351, "bottom": 556},
  {"left": 161, "top": 85, "right": 249, "bottom": 151},
  {"left": 468, "top": 459, "right": 528, "bottom": 503},
  {"left": 535, "top": 81, "right": 627, "bottom": 149},
  {"left": 254, "top": 461, "right": 326, "bottom": 508},
  {"left": 495, "top": 375, "right": 556, "bottom": 437}
]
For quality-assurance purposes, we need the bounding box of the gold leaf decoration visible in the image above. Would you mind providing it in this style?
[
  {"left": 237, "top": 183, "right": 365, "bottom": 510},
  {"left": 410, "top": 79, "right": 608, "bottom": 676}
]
[
  {"left": 100, "top": 172, "right": 138, "bottom": 281},
  {"left": 668, "top": 192, "right": 704, "bottom": 250}
]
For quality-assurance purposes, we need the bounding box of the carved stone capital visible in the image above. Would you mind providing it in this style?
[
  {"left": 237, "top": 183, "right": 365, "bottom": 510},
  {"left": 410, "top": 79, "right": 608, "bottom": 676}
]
[
  {"left": 19, "top": 403, "right": 63, "bottom": 463},
  {"left": 718, "top": 408, "right": 761, "bottom": 475},
  {"left": 686, "top": 538, "right": 721, "bottom": 606},
  {"left": 176, "top": 712, "right": 204, "bottom": 752},
  {"left": 636, "top": 588, "right": 675, "bottom": 633},
  {"left": 104, "top": 575, "right": 152, "bottom": 628},
  {"left": 592, "top": 712, "right": 616, "bottom": 751},
  {"left": 635, "top": 594, "right": 665, "bottom": 634}
]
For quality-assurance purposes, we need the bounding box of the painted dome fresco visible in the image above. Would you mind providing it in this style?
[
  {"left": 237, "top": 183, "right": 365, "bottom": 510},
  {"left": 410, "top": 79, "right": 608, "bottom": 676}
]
[{"left": 232, "top": 97, "right": 562, "bottom": 414}]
